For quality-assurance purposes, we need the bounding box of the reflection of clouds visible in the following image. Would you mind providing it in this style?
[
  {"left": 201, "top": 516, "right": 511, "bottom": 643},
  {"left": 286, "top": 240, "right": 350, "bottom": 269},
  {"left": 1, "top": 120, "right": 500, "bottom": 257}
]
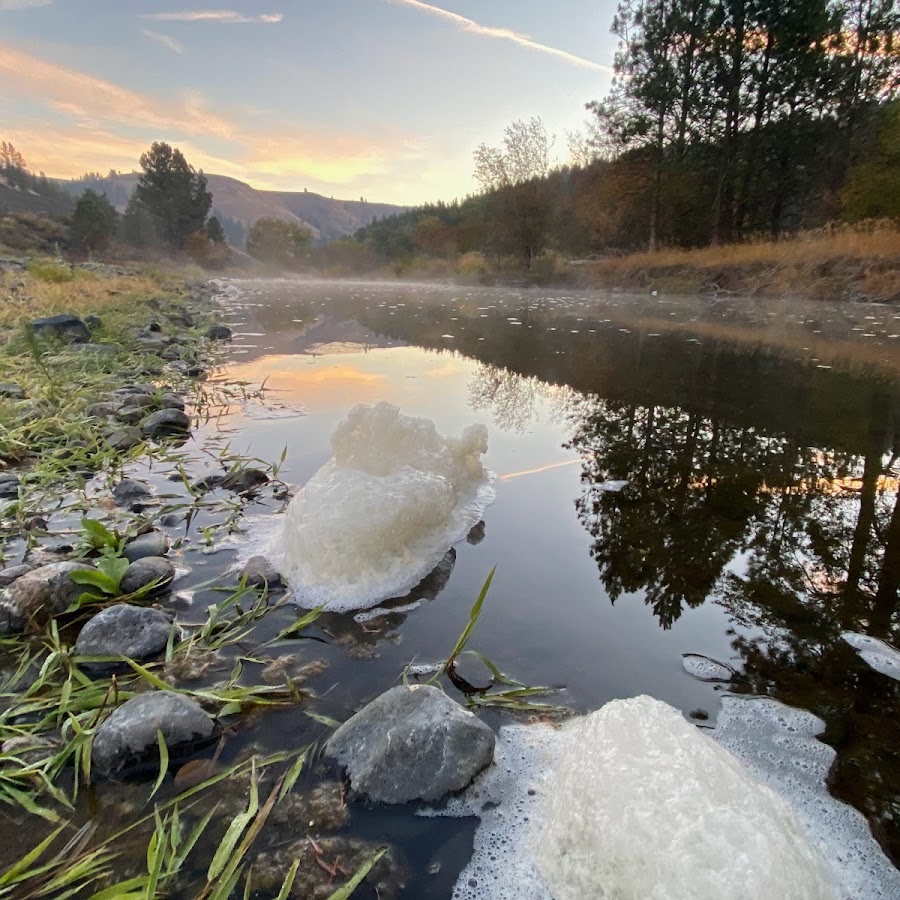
[{"left": 468, "top": 363, "right": 579, "bottom": 433}]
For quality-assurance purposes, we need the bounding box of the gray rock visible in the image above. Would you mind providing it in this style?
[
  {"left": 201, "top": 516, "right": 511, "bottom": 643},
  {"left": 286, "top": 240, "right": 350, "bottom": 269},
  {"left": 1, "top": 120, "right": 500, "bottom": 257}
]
[
  {"left": 221, "top": 468, "right": 270, "bottom": 494},
  {"left": 160, "top": 393, "right": 185, "bottom": 410},
  {"left": 158, "top": 512, "right": 184, "bottom": 528},
  {"left": 0, "top": 382, "right": 25, "bottom": 400},
  {"left": 0, "top": 561, "right": 94, "bottom": 633},
  {"left": 105, "top": 427, "right": 143, "bottom": 452},
  {"left": 240, "top": 556, "right": 284, "bottom": 590},
  {"left": 115, "top": 406, "right": 146, "bottom": 425},
  {"left": 0, "top": 564, "right": 33, "bottom": 588},
  {"left": 30, "top": 314, "right": 90, "bottom": 343},
  {"left": 205, "top": 324, "right": 232, "bottom": 341},
  {"left": 84, "top": 314, "right": 102, "bottom": 330},
  {"left": 112, "top": 479, "right": 151, "bottom": 506},
  {"left": 123, "top": 531, "right": 169, "bottom": 562},
  {"left": 0, "top": 473, "right": 19, "bottom": 499},
  {"left": 91, "top": 691, "right": 214, "bottom": 777},
  {"left": 325, "top": 685, "right": 495, "bottom": 804},
  {"left": 119, "top": 556, "right": 175, "bottom": 595},
  {"left": 142, "top": 408, "right": 191, "bottom": 438},
  {"left": 86, "top": 402, "right": 121, "bottom": 419},
  {"left": 118, "top": 393, "right": 156, "bottom": 408},
  {"left": 75, "top": 603, "right": 172, "bottom": 665}
]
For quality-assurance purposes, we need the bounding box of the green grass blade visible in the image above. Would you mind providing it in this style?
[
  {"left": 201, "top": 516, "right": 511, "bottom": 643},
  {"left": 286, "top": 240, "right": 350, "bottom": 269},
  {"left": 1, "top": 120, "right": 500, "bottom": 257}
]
[{"left": 325, "top": 848, "right": 386, "bottom": 900}]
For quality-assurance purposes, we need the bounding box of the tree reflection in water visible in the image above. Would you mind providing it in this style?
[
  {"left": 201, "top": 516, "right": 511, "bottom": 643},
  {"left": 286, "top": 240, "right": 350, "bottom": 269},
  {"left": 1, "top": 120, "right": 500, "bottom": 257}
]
[{"left": 564, "top": 385, "right": 900, "bottom": 864}]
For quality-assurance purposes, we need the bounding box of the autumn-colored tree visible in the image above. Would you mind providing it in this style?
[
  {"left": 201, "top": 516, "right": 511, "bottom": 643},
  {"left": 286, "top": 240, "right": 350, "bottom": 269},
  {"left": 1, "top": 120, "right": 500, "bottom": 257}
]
[{"left": 247, "top": 217, "right": 313, "bottom": 267}]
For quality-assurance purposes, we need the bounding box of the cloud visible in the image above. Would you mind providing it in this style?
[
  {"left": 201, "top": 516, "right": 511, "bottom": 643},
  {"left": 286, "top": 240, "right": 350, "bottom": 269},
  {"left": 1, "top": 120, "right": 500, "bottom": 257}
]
[
  {"left": 389, "top": 0, "right": 612, "bottom": 73},
  {"left": 140, "top": 10, "right": 283, "bottom": 24},
  {"left": 0, "top": 0, "right": 52, "bottom": 10},
  {"left": 141, "top": 29, "right": 185, "bottom": 54},
  {"left": 0, "top": 44, "right": 426, "bottom": 196}
]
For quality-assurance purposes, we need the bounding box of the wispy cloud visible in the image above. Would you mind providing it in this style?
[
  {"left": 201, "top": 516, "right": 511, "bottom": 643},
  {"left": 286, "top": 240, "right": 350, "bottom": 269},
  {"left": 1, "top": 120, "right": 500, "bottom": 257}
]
[
  {"left": 140, "top": 10, "right": 283, "bottom": 24},
  {"left": 0, "top": 0, "right": 52, "bottom": 10},
  {"left": 141, "top": 29, "right": 185, "bottom": 55},
  {"left": 0, "top": 44, "right": 422, "bottom": 194},
  {"left": 389, "top": 0, "right": 612, "bottom": 73}
]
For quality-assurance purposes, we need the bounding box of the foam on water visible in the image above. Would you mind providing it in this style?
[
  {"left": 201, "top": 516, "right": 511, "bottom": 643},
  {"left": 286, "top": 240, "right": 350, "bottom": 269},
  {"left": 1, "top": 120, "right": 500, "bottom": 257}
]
[
  {"left": 682, "top": 652, "right": 734, "bottom": 682},
  {"left": 842, "top": 631, "right": 900, "bottom": 681},
  {"left": 430, "top": 695, "right": 899, "bottom": 900},
  {"left": 281, "top": 403, "right": 493, "bottom": 611}
]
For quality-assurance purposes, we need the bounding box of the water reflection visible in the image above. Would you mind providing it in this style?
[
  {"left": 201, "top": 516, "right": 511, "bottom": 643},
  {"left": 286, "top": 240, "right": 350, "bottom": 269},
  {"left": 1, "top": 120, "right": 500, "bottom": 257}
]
[{"left": 216, "top": 279, "right": 900, "bottom": 870}]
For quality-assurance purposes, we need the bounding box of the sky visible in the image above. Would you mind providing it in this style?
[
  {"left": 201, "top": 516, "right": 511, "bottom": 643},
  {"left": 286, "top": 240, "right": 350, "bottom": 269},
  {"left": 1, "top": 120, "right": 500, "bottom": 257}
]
[{"left": 0, "top": 1, "right": 619, "bottom": 204}]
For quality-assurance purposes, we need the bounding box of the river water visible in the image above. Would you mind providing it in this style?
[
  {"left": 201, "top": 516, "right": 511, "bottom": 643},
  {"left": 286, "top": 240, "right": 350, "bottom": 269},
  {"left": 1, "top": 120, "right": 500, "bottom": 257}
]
[{"left": 195, "top": 278, "right": 900, "bottom": 887}]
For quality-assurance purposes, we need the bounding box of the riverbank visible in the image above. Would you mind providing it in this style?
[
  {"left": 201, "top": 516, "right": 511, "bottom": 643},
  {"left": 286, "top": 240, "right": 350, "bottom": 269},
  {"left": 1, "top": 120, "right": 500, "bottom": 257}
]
[{"left": 573, "top": 226, "right": 900, "bottom": 302}]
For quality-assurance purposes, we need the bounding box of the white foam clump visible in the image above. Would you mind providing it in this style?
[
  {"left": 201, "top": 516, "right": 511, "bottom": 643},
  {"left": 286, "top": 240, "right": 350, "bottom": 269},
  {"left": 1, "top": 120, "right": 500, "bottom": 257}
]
[
  {"left": 434, "top": 695, "right": 900, "bottom": 900},
  {"left": 281, "top": 402, "right": 493, "bottom": 611},
  {"left": 842, "top": 631, "right": 900, "bottom": 681}
]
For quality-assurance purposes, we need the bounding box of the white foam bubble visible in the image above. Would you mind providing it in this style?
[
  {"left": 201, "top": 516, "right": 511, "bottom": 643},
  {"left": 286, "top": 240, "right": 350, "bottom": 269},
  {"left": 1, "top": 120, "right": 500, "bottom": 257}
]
[
  {"left": 842, "top": 632, "right": 900, "bottom": 681},
  {"left": 682, "top": 652, "right": 734, "bottom": 682},
  {"left": 432, "top": 696, "right": 899, "bottom": 900},
  {"left": 281, "top": 403, "right": 493, "bottom": 611}
]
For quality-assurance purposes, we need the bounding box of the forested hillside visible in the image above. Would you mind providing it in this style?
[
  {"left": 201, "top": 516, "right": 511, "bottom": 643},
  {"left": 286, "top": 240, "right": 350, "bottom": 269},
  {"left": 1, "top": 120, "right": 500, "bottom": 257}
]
[{"left": 350, "top": 0, "right": 899, "bottom": 268}]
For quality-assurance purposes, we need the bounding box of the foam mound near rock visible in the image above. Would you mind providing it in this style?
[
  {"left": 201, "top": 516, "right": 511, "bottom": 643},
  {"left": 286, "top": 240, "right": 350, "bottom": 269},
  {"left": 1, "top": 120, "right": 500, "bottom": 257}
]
[
  {"left": 281, "top": 402, "right": 493, "bottom": 611},
  {"left": 534, "top": 696, "right": 838, "bottom": 900},
  {"left": 427, "top": 695, "right": 899, "bottom": 900}
]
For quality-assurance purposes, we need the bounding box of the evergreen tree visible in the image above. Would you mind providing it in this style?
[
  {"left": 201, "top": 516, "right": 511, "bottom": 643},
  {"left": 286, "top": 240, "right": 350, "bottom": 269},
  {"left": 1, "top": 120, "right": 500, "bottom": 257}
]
[
  {"left": 206, "top": 215, "right": 226, "bottom": 244},
  {"left": 131, "top": 142, "right": 212, "bottom": 248},
  {"left": 247, "top": 217, "right": 313, "bottom": 267},
  {"left": 70, "top": 189, "right": 117, "bottom": 253},
  {"left": 122, "top": 192, "right": 157, "bottom": 247}
]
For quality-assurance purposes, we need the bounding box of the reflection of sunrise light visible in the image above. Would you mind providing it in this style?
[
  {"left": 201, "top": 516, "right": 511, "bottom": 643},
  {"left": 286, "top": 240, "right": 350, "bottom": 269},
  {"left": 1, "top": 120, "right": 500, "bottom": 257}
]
[{"left": 500, "top": 459, "right": 581, "bottom": 480}]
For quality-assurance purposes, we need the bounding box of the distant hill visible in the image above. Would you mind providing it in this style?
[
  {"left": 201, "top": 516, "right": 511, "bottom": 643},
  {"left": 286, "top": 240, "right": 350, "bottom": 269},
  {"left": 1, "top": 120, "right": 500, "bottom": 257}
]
[
  {"left": 57, "top": 173, "right": 406, "bottom": 244},
  {"left": 0, "top": 173, "right": 74, "bottom": 218}
]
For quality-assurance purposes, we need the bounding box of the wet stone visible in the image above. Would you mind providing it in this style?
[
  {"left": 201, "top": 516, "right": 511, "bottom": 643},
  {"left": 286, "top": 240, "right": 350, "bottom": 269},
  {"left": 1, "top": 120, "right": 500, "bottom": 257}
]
[
  {"left": 112, "top": 478, "right": 152, "bottom": 506},
  {"left": 86, "top": 402, "right": 122, "bottom": 419},
  {"left": 91, "top": 690, "right": 214, "bottom": 777},
  {"left": 0, "top": 561, "right": 94, "bottom": 633},
  {"left": 205, "top": 324, "right": 232, "bottom": 341},
  {"left": 0, "top": 474, "right": 19, "bottom": 499},
  {"left": 142, "top": 408, "right": 191, "bottom": 438},
  {"left": 159, "top": 512, "right": 184, "bottom": 528},
  {"left": 123, "top": 531, "right": 169, "bottom": 562},
  {"left": 120, "top": 557, "right": 175, "bottom": 595},
  {"left": 160, "top": 393, "right": 185, "bottom": 410},
  {"left": 75, "top": 603, "right": 172, "bottom": 667},
  {"left": 115, "top": 406, "right": 146, "bottom": 425},
  {"left": 221, "top": 468, "right": 270, "bottom": 493},
  {"left": 239, "top": 555, "right": 284, "bottom": 589},
  {"left": 0, "top": 564, "right": 33, "bottom": 588},
  {"left": 0, "top": 382, "right": 25, "bottom": 400},
  {"left": 30, "top": 314, "right": 90, "bottom": 343},
  {"left": 325, "top": 684, "right": 496, "bottom": 804},
  {"left": 105, "top": 427, "right": 143, "bottom": 452}
]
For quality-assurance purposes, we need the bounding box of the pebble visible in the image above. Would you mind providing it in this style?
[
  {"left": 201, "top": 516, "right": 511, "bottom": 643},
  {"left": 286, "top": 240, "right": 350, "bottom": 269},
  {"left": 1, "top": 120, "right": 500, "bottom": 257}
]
[{"left": 119, "top": 556, "right": 175, "bottom": 595}]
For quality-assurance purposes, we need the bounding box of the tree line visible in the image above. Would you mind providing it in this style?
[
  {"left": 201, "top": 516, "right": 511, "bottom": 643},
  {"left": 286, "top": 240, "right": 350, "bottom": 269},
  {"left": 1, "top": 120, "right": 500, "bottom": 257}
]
[{"left": 348, "top": 0, "right": 899, "bottom": 266}]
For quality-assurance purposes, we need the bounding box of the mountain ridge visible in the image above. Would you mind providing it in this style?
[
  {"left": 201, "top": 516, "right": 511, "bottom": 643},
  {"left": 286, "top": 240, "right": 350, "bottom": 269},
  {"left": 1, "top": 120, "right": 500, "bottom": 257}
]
[{"left": 56, "top": 173, "right": 407, "bottom": 244}]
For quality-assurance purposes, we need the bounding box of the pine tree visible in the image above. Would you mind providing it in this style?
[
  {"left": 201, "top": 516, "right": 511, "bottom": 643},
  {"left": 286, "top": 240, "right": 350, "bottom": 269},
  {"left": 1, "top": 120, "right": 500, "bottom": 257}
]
[
  {"left": 206, "top": 216, "right": 226, "bottom": 244},
  {"left": 71, "top": 189, "right": 117, "bottom": 253},
  {"left": 131, "top": 142, "right": 212, "bottom": 248}
]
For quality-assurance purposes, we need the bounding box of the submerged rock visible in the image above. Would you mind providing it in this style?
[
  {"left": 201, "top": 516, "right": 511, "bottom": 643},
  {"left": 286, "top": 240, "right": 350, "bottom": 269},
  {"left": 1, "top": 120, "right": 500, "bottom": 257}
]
[
  {"left": 91, "top": 691, "right": 214, "bottom": 776},
  {"left": 112, "top": 478, "right": 152, "bottom": 506},
  {"left": 75, "top": 603, "right": 172, "bottom": 666},
  {"left": 221, "top": 467, "right": 269, "bottom": 493},
  {"left": 119, "top": 556, "right": 175, "bottom": 595},
  {"left": 30, "top": 314, "right": 90, "bottom": 343},
  {"left": 141, "top": 408, "right": 191, "bottom": 438},
  {"left": 325, "top": 684, "right": 495, "bottom": 804},
  {"left": 239, "top": 555, "right": 284, "bottom": 589},
  {"left": 0, "top": 561, "right": 93, "bottom": 633},
  {"left": 123, "top": 531, "right": 169, "bottom": 562}
]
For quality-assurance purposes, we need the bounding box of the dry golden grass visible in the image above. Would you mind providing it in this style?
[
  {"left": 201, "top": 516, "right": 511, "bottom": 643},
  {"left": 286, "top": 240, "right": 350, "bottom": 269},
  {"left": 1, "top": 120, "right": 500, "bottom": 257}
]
[
  {"left": 593, "top": 225, "right": 900, "bottom": 273},
  {"left": 0, "top": 267, "right": 178, "bottom": 329}
]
